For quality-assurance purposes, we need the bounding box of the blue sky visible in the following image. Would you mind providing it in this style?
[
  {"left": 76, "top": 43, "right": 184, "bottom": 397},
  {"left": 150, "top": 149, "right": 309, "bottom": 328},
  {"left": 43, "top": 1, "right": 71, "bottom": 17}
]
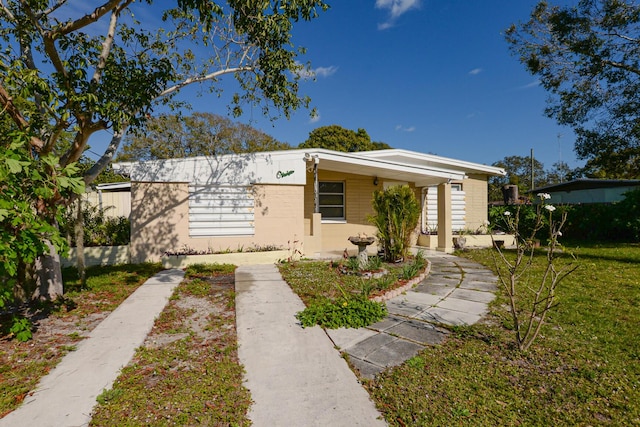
[
  {"left": 235, "top": 0, "right": 581, "bottom": 169},
  {"left": 94, "top": 1, "right": 582, "bottom": 170}
]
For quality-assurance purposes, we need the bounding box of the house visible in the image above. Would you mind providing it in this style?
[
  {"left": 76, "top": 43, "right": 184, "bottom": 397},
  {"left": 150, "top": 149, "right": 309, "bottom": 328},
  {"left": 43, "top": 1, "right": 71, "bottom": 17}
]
[
  {"left": 532, "top": 179, "right": 640, "bottom": 205},
  {"left": 82, "top": 182, "right": 132, "bottom": 218},
  {"left": 114, "top": 148, "right": 505, "bottom": 263}
]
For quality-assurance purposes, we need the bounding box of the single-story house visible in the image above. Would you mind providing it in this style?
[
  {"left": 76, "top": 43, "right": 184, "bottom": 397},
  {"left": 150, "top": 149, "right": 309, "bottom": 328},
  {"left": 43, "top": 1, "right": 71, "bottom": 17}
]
[
  {"left": 114, "top": 148, "right": 505, "bottom": 263},
  {"left": 82, "top": 182, "right": 132, "bottom": 218},
  {"left": 532, "top": 179, "right": 640, "bottom": 205}
]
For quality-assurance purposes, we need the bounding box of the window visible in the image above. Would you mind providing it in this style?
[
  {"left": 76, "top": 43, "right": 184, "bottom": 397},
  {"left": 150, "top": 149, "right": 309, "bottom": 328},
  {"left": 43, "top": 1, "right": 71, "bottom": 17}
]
[
  {"left": 422, "top": 184, "right": 466, "bottom": 233},
  {"left": 319, "top": 181, "right": 345, "bottom": 220}
]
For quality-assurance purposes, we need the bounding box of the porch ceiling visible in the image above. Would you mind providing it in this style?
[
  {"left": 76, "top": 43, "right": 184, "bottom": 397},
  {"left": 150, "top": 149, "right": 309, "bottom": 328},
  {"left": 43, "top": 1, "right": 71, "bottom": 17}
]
[{"left": 311, "top": 151, "right": 467, "bottom": 187}]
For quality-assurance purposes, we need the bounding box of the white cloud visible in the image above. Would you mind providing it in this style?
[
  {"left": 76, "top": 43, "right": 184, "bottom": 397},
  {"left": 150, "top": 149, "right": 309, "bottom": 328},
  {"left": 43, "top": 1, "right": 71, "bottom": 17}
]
[
  {"left": 395, "top": 124, "right": 416, "bottom": 132},
  {"left": 376, "top": 0, "right": 420, "bottom": 29},
  {"left": 314, "top": 66, "right": 338, "bottom": 78},
  {"left": 295, "top": 63, "right": 338, "bottom": 80},
  {"left": 376, "top": 0, "right": 420, "bottom": 19},
  {"left": 468, "top": 68, "right": 482, "bottom": 75},
  {"left": 519, "top": 79, "right": 541, "bottom": 89}
]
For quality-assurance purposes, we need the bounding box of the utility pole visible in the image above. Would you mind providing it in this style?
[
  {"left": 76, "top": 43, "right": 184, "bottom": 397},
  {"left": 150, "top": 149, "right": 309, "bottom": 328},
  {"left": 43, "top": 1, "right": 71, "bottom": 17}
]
[{"left": 530, "top": 148, "right": 535, "bottom": 192}]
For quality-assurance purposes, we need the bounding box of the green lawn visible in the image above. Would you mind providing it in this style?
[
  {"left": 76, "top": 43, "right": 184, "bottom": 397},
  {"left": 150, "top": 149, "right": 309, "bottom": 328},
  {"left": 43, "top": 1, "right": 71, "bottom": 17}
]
[{"left": 365, "top": 244, "right": 640, "bottom": 426}]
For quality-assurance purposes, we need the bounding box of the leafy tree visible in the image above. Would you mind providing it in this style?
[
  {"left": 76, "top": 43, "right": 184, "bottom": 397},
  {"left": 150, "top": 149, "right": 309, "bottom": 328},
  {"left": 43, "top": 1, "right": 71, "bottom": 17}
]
[
  {"left": 546, "top": 161, "right": 579, "bottom": 184},
  {"left": 0, "top": 0, "right": 327, "bottom": 300},
  {"left": 1, "top": 132, "right": 84, "bottom": 306},
  {"left": 117, "top": 112, "right": 290, "bottom": 161},
  {"left": 506, "top": 0, "right": 640, "bottom": 178},
  {"left": 299, "top": 125, "right": 392, "bottom": 152},
  {"left": 489, "top": 155, "right": 547, "bottom": 202}
]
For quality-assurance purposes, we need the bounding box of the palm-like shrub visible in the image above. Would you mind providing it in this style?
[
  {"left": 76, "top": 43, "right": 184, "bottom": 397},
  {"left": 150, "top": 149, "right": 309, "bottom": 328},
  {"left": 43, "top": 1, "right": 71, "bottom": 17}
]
[{"left": 370, "top": 185, "right": 420, "bottom": 262}]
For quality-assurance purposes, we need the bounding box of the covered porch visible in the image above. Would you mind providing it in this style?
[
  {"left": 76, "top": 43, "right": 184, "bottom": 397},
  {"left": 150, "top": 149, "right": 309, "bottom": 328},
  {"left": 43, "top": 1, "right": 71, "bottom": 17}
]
[{"left": 299, "top": 149, "right": 484, "bottom": 256}]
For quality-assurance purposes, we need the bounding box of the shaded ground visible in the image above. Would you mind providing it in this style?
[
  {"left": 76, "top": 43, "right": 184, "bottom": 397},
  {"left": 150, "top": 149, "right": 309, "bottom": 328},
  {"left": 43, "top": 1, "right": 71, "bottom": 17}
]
[{"left": 0, "top": 264, "right": 163, "bottom": 417}]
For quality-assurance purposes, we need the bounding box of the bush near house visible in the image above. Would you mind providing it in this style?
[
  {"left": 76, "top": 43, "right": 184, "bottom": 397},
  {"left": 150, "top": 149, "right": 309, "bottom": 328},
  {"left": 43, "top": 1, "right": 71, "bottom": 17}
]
[
  {"left": 370, "top": 185, "right": 421, "bottom": 262},
  {"left": 489, "top": 188, "right": 640, "bottom": 243},
  {"left": 59, "top": 204, "right": 130, "bottom": 247}
]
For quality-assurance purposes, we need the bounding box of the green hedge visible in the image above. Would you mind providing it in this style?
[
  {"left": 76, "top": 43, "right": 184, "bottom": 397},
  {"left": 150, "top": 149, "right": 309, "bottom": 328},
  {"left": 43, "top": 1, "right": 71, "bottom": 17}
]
[{"left": 489, "top": 189, "right": 640, "bottom": 243}]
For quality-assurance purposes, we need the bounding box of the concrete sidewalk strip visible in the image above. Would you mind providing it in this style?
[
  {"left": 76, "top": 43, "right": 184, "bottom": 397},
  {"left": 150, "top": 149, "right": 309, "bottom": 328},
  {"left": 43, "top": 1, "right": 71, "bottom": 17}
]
[
  {"left": 235, "top": 264, "right": 386, "bottom": 427},
  {"left": 0, "top": 269, "right": 185, "bottom": 427}
]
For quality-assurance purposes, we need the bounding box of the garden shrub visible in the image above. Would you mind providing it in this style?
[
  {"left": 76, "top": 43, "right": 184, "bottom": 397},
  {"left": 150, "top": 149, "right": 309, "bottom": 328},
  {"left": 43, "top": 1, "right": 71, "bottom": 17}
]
[
  {"left": 489, "top": 204, "right": 549, "bottom": 238},
  {"left": 370, "top": 185, "right": 420, "bottom": 262},
  {"left": 60, "top": 204, "right": 130, "bottom": 247}
]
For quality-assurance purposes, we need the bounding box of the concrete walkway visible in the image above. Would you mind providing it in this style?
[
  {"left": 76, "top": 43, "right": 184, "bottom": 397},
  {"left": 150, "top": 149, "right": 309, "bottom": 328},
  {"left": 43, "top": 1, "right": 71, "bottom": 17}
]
[
  {"left": 1, "top": 252, "right": 497, "bottom": 426},
  {"left": 0, "top": 269, "right": 185, "bottom": 427},
  {"left": 326, "top": 251, "right": 498, "bottom": 378},
  {"left": 235, "top": 264, "right": 386, "bottom": 426}
]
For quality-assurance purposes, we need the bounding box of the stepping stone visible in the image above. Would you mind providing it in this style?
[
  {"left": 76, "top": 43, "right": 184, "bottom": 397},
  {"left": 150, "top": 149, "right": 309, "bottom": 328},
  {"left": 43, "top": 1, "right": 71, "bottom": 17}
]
[
  {"left": 364, "top": 339, "right": 424, "bottom": 368},
  {"left": 459, "top": 280, "right": 498, "bottom": 292},
  {"left": 416, "top": 307, "right": 482, "bottom": 326},
  {"left": 348, "top": 357, "right": 384, "bottom": 380},
  {"left": 413, "top": 283, "right": 456, "bottom": 297},
  {"left": 436, "top": 297, "right": 489, "bottom": 316},
  {"left": 449, "top": 288, "right": 495, "bottom": 304},
  {"left": 386, "top": 299, "right": 428, "bottom": 317},
  {"left": 346, "top": 333, "right": 397, "bottom": 359},
  {"left": 394, "top": 291, "right": 442, "bottom": 307},
  {"left": 385, "top": 320, "right": 447, "bottom": 345},
  {"left": 369, "top": 315, "right": 406, "bottom": 332}
]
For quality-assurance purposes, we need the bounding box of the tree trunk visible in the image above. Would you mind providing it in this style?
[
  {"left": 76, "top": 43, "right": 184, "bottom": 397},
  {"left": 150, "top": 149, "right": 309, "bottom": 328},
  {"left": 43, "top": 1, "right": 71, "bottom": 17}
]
[
  {"left": 32, "top": 240, "right": 64, "bottom": 301},
  {"left": 74, "top": 197, "right": 86, "bottom": 288}
]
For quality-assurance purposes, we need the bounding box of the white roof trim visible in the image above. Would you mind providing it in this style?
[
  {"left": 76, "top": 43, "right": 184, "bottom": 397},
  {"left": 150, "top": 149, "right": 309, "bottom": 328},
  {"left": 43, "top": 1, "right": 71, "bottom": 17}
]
[
  {"left": 112, "top": 148, "right": 505, "bottom": 186},
  {"left": 95, "top": 182, "right": 131, "bottom": 191}
]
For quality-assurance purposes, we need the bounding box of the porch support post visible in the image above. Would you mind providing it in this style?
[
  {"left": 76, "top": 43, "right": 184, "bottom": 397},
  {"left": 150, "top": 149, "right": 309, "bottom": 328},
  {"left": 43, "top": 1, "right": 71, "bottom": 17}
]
[
  {"left": 437, "top": 181, "right": 453, "bottom": 253},
  {"left": 314, "top": 161, "right": 319, "bottom": 213}
]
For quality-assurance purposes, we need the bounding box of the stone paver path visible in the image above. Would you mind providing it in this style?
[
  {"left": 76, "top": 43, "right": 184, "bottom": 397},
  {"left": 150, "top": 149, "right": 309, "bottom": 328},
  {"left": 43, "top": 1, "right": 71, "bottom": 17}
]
[{"left": 327, "top": 252, "right": 498, "bottom": 379}]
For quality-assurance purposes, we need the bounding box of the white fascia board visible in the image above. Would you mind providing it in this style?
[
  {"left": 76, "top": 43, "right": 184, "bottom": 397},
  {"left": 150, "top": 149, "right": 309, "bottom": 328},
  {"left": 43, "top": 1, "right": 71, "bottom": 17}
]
[
  {"left": 309, "top": 150, "right": 466, "bottom": 181},
  {"left": 95, "top": 182, "right": 131, "bottom": 191},
  {"left": 358, "top": 149, "right": 506, "bottom": 176},
  {"left": 115, "top": 151, "right": 309, "bottom": 185}
]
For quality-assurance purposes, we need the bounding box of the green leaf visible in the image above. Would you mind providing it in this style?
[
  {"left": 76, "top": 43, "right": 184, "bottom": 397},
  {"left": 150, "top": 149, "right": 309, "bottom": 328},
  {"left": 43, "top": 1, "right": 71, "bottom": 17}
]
[{"left": 5, "top": 158, "right": 28, "bottom": 174}]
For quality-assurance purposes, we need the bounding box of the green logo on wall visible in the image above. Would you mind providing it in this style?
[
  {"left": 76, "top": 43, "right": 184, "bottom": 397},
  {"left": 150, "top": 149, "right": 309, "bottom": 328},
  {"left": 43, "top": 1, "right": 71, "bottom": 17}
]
[{"left": 276, "top": 170, "right": 295, "bottom": 179}]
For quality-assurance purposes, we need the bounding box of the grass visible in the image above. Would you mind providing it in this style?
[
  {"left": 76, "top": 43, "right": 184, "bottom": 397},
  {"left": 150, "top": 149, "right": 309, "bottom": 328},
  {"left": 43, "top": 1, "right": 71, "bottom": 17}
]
[
  {"left": 89, "top": 263, "right": 251, "bottom": 426},
  {"left": 278, "top": 256, "right": 423, "bottom": 305},
  {"left": 0, "top": 263, "right": 163, "bottom": 417},
  {"left": 364, "top": 243, "right": 640, "bottom": 426}
]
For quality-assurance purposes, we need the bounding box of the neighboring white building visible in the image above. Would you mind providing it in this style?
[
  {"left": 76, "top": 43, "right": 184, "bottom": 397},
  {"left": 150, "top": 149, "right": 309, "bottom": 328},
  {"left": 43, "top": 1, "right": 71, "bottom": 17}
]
[{"left": 533, "top": 179, "right": 640, "bottom": 204}]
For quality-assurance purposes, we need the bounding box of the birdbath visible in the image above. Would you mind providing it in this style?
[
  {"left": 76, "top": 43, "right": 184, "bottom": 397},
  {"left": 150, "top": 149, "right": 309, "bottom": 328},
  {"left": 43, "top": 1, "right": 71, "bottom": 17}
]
[{"left": 348, "top": 235, "right": 376, "bottom": 269}]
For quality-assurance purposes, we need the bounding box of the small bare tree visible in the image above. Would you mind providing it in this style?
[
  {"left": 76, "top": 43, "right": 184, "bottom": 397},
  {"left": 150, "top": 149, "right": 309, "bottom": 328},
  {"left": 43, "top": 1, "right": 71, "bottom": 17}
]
[{"left": 492, "top": 193, "right": 578, "bottom": 352}]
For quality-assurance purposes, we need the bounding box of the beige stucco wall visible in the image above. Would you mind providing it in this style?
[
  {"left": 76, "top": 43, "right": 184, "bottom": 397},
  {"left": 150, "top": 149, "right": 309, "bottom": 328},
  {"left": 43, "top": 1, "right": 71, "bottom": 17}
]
[
  {"left": 304, "top": 170, "right": 380, "bottom": 225},
  {"left": 130, "top": 182, "right": 304, "bottom": 263},
  {"left": 303, "top": 170, "right": 421, "bottom": 254},
  {"left": 461, "top": 174, "right": 490, "bottom": 231}
]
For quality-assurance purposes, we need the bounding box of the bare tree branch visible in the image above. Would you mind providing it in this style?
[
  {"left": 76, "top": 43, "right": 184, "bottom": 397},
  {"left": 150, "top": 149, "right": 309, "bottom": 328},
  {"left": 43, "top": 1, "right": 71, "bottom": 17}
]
[
  {"left": 159, "top": 66, "right": 254, "bottom": 98},
  {"left": 55, "top": 0, "right": 123, "bottom": 36},
  {"left": 91, "top": 3, "right": 126, "bottom": 85}
]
